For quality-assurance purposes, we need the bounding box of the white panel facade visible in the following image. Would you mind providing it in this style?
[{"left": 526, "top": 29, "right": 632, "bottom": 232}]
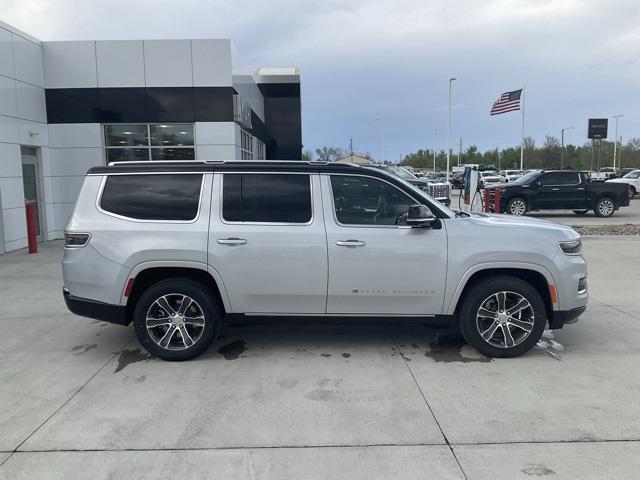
[
  {"left": 12, "top": 34, "right": 44, "bottom": 87},
  {"left": 195, "top": 122, "right": 236, "bottom": 145},
  {"left": 48, "top": 123, "right": 102, "bottom": 148},
  {"left": 0, "top": 114, "right": 19, "bottom": 144},
  {"left": 15, "top": 80, "right": 46, "bottom": 122},
  {"left": 0, "top": 74, "right": 17, "bottom": 117},
  {"left": 96, "top": 41, "right": 145, "bottom": 87},
  {"left": 192, "top": 39, "right": 233, "bottom": 87},
  {"left": 143, "top": 40, "right": 193, "bottom": 87},
  {"left": 49, "top": 148, "right": 103, "bottom": 177},
  {"left": 196, "top": 144, "right": 236, "bottom": 160},
  {"left": 0, "top": 27, "right": 14, "bottom": 77},
  {"left": 18, "top": 119, "right": 49, "bottom": 146},
  {"left": 43, "top": 41, "right": 97, "bottom": 88}
]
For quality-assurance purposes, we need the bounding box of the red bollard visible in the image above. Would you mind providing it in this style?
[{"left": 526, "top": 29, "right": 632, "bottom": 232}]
[
  {"left": 25, "top": 202, "right": 38, "bottom": 254},
  {"left": 495, "top": 189, "right": 501, "bottom": 214},
  {"left": 484, "top": 188, "right": 490, "bottom": 213}
]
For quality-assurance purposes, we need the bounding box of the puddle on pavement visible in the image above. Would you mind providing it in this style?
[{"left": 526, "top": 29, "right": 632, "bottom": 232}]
[
  {"left": 521, "top": 465, "right": 555, "bottom": 476},
  {"left": 217, "top": 340, "right": 247, "bottom": 360},
  {"left": 423, "top": 334, "right": 493, "bottom": 363},
  {"left": 535, "top": 330, "right": 565, "bottom": 360},
  {"left": 113, "top": 348, "right": 153, "bottom": 373}
]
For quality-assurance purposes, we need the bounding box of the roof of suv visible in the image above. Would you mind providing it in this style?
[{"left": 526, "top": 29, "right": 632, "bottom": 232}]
[{"left": 88, "top": 160, "right": 366, "bottom": 175}]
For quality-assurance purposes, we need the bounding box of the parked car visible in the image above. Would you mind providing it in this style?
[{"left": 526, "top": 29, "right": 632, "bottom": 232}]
[
  {"left": 500, "top": 170, "right": 523, "bottom": 183},
  {"left": 607, "top": 169, "right": 640, "bottom": 199},
  {"left": 479, "top": 171, "right": 502, "bottom": 187},
  {"left": 63, "top": 160, "right": 587, "bottom": 360},
  {"left": 368, "top": 165, "right": 451, "bottom": 206},
  {"left": 485, "top": 170, "right": 630, "bottom": 217}
]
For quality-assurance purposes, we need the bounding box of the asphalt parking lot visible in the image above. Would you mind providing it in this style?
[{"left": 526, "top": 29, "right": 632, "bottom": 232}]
[{"left": 1, "top": 223, "right": 640, "bottom": 478}]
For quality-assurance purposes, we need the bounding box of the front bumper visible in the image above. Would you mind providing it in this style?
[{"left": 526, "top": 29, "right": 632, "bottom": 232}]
[
  {"left": 548, "top": 305, "right": 586, "bottom": 329},
  {"left": 63, "top": 288, "right": 129, "bottom": 326}
]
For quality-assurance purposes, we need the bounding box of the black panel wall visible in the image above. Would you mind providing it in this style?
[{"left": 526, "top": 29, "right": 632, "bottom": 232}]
[{"left": 258, "top": 83, "right": 302, "bottom": 160}]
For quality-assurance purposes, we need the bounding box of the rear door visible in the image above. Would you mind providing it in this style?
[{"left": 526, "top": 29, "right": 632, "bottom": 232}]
[
  {"left": 537, "top": 171, "right": 583, "bottom": 209},
  {"left": 208, "top": 172, "right": 327, "bottom": 314}
]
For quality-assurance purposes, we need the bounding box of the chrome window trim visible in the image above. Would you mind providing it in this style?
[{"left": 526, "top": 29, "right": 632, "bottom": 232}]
[
  {"left": 326, "top": 173, "right": 427, "bottom": 230},
  {"left": 219, "top": 172, "right": 315, "bottom": 226},
  {"left": 96, "top": 173, "right": 206, "bottom": 224}
]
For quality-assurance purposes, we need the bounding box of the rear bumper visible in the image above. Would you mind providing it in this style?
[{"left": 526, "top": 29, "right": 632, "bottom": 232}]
[
  {"left": 548, "top": 305, "right": 586, "bottom": 329},
  {"left": 63, "top": 288, "right": 129, "bottom": 326}
]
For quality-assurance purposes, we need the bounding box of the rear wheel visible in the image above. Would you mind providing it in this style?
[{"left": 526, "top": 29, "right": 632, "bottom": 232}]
[
  {"left": 506, "top": 198, "right": 527, "bottom": 215},
  {"left": 133, "top": 278, "right": 221, "bottom": 361},
  {"left": 459, "top": 276, "right": 546, "bottom": 358},
  {"left": 594, "top": 197, "right": 615, "bottom": 217},
  {"left": 630, "top": 186, "right": 637, "bottom": 199}
]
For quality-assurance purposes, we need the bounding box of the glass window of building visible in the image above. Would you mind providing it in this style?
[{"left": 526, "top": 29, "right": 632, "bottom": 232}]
[
  {"left": 104, "top": 124, "right": 195, "bottom": 162},
  {"left": 240, "top": 130, "right": 253, "bottom": 160}
]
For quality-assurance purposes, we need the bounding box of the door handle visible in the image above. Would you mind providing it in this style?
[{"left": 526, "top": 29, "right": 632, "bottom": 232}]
[
  {"left": 217, "top": 238, "right": 247, "bottom": 245},
  {"left": 551, "top": 188, "right": 560, "bottom": 191},
  {"left": 577, "top": 187, "right": 585, "bottom": 190},
  {"left": 336, "top": 240, "right": 366, "bottom": 247}
]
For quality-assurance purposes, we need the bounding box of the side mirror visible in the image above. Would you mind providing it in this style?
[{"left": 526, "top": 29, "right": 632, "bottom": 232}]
[{"left": 406, "top": 204, "right": 436, "bottom": 228}]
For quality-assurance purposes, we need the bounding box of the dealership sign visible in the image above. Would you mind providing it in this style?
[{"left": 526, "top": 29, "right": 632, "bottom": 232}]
[{"left": 588, "top": 118, "right": 608, "bottom": 139}]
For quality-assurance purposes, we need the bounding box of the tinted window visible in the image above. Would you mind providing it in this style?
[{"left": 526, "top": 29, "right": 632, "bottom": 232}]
[
  {"left": 222, "top": 174, "right": 311, "bottom": 223},
  {"left": 330, "top": 175, "right": 415, "bottom": 225},
  {"left": 541, "top": 172, "right": 580, "bottom": 186},
  {"left": 100, "top": 174, "right": 202, "bottom": 220}
]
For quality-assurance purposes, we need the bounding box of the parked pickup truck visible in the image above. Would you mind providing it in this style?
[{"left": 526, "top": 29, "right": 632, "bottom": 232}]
[
  {"left": 63, "top": 161, "right": 587, "bottom": 361},
  {"left": 486, "top": 170, "right": 630, "bottom": 217}
]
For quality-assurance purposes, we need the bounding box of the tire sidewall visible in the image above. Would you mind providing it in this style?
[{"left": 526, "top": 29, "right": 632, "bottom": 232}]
[
  {"left": 133, "top": 279, "right": 220, "bottom": 361},
  {"left": 459, "top": 277, "right": 546, "bottom": 358}
]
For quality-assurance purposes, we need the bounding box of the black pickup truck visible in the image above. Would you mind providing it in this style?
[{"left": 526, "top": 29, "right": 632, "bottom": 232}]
[{"left": 487, "top": 170, "right": 630, "bottom": 217}]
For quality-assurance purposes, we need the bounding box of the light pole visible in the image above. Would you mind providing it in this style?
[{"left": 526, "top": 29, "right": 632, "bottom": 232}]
[
  {"left": 375, "top": 118, "right": 388, "bottom": 163},
  {"left": 613, "top": 114, "right": 623, "bottom": 171},
  {"left": 560, "top": 126, "right": 574, "bottom": 169},
  {"left": 447, "top": 77, "right": 456, "bottom": 181},
  {"left": 432, "top": 129, "right": 437, "bottom": 172}
]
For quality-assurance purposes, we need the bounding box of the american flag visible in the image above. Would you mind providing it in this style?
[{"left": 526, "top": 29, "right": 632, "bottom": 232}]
[{"left": 490, "top": 89, "right": 522, "bottom": 115}]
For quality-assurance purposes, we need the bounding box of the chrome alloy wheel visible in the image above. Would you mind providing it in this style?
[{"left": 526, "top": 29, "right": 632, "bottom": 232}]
[
  {"left": 598, "top": 199, "right": 614, "bottom": 216},
  {"left": 146, "top": 294, "right": 205, "bottom": 350},
  {"left": 475, "top": 291, "right": 535, "bottom": 348},
  {"left": 509, "top": 199, "right": 526, "bottom": 215}
]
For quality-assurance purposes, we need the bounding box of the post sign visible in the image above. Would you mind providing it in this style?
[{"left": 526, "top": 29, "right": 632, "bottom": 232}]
[{"left": 588, "top": 118, "right": 608, "bottom": 139}]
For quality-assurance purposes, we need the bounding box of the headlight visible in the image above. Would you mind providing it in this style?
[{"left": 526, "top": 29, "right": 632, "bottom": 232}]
[{"left": 559, "top": 239, "right": 582, "bottom": 255}]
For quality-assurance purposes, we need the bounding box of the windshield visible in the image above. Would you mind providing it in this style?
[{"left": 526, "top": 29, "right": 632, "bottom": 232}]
[
  {"left": 511, "top": 171, "right": 541, "bottom": 185},
  {"left": 388, "top": 166, "right": 417, "bottom": 180},
  {"left": 623, "top": 170, "right": 640, "bottom": 179}
]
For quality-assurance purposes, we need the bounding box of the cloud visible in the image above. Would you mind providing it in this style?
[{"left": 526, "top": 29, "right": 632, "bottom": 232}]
[{"left": 3, "top": 0, "right": 639, "bottom": 159}]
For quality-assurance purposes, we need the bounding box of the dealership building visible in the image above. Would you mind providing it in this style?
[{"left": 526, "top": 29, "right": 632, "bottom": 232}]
[{"left": 0, "top": 20, "right": 302, "bottom": 252}]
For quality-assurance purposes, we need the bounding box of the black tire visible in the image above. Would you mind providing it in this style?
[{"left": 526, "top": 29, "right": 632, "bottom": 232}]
[
  {"left": 630, "top": 186, "right": 637, "bottom": 199},
  {"left": 459, "top": 276, "right": 546, "bottom": 358},
  {"left": 133, "top": 278, "right": 221, "bottom": 361},
  {"left": 573, "top": 209, "right": 588, "bottom": 215},
  {"left": 506, "top": 197, "right": 527, "bottom": 215},
  {"left": 594, "top": 197, "right": 615, "bottom": 218}
]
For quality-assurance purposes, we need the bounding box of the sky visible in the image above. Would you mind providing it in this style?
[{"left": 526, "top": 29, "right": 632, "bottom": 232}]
[{"left": 2, "top": 0, "right": 639, "bottom": 162}]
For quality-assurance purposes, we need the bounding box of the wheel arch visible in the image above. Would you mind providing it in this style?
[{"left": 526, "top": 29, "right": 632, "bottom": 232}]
[
  {"left": 447, "top": 264, "right": 555, "bottom": 318},
  {"left": 122, "top": 261, "right": 232, "bottom": 324}
]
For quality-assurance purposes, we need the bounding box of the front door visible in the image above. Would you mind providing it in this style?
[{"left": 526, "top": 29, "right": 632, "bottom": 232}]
[
  {"left": 208, "top": 172, "right": 328, "bottom": 314},
  {"left": 322, "top": 173, "right": 448, "bottom": 315},
  {"left": 537, "top": 171, "right": 584, "bottom": 209},
  {"left": 20, "top": 147, "right": 44, "bottom": 241}
]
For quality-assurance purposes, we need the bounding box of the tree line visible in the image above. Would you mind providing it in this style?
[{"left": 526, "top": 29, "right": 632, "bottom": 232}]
[{"left": 400, "top": 137, "right": 640, "bottom": 172}]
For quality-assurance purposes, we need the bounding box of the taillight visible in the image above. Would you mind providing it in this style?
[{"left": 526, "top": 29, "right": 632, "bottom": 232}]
[{"left": 64, "top": 232, "right": 91, "bottom": 248}]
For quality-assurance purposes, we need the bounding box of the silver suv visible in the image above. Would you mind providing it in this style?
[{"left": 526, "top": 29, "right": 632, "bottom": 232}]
[{"left": 63, "top": 161, "right": 588, "bottom": 361}]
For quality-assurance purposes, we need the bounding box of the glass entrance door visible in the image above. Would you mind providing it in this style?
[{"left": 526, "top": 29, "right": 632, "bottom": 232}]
[{"left": 20, "top": 147, "right": 43, "bottom": 242}]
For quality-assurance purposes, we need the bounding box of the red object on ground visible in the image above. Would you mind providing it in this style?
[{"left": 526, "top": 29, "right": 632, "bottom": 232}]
[
  {"left": 25, "top": 202, "right": 38, "bottom": 254},
  {"left": 484, "top": 188, "right": 491, "bottom": 213}
]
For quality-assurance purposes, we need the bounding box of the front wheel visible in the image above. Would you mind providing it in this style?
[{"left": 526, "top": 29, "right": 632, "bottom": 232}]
[
  {"left": 458, "top": 276, "right": 546, "bottom": 358},
  {"left": 133, "top": 278, "right": 221, "bottom": 361},
  {"left": 594, "top": 197, "right": 615, "bottom": 217},
  {"left": 630, "top": 186, "right": 637, "bottom": 199},
  {"left": 506, "top": 198, "right": 527, "bottom": 215}
]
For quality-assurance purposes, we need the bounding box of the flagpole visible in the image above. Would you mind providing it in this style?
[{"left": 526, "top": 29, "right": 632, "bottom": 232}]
[{"left": 520, "top": 84, "right": 525, "bottom": 170}]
